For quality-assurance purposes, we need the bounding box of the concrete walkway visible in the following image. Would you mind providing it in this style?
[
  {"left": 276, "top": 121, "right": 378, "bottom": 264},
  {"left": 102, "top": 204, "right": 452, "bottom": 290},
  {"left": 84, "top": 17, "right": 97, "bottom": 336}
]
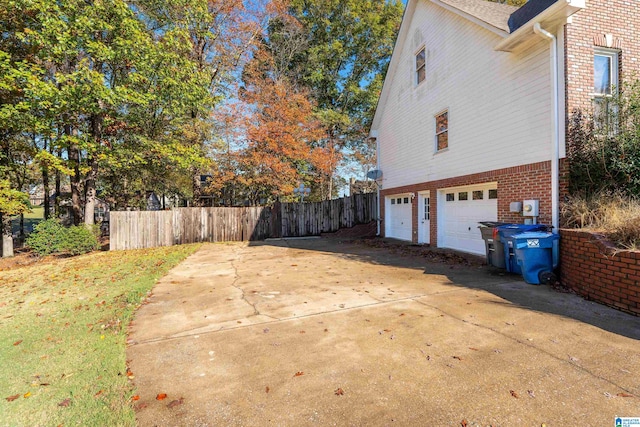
[{"left": 127, "top": 239, "right": 640, "bottom": 426}]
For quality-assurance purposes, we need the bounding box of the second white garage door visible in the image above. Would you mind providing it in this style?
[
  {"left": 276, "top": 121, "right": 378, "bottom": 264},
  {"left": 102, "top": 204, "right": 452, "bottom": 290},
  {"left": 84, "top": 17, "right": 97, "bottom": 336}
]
[
  {"left": 385, "top": 194, "right": 412, "bottom": 241},
  {"left": 438, "top": 184, "right": 498, "bottom": 255}
]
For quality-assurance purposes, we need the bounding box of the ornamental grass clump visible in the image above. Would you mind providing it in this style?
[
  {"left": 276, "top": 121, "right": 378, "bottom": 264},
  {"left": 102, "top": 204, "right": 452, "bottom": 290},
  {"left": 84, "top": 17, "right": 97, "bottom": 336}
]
[{"left": 561, "top": 192, "right": 640, "bottom": 250}]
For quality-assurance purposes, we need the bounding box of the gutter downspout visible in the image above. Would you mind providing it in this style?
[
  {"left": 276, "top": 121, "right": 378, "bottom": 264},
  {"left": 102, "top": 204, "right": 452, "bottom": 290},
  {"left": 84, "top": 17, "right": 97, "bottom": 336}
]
[
  {"left": 370, "top": 133, "right": 381, "bottom": 236},
  {"left": 534, "top": 22, "right": 560, "bottom": 268}
]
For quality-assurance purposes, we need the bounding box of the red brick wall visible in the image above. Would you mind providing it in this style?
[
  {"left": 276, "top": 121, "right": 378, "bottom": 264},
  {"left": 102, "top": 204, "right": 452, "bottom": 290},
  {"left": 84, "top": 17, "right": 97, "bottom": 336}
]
[
  {"left": 565, "top": 1, "right": 640, "bottom": 116},
  {"left": 380, "top": 160, "right": 553, "bottom": 244},
  {"left": 560, "top": 229, "right": 640, "bottom": 316}
]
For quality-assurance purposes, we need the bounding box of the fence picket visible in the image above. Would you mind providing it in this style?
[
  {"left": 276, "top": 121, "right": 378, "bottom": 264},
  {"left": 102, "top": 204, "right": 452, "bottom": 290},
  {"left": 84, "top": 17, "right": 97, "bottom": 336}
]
[{"left": 109, "top": 193, "right": 377, "bottom": 250}]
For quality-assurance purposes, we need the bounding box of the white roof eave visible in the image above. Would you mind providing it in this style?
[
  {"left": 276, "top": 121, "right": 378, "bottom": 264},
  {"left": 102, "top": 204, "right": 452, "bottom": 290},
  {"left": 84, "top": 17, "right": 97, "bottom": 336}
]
[{"left": 495, "top": 0, "right": 586, "bottom": 52}]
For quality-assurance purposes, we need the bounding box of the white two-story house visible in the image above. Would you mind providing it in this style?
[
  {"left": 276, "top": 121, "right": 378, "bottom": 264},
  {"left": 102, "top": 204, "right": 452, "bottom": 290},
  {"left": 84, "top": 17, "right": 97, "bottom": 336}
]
[{"left": 370, "top": 0, "right": 640, "bottom": 255}]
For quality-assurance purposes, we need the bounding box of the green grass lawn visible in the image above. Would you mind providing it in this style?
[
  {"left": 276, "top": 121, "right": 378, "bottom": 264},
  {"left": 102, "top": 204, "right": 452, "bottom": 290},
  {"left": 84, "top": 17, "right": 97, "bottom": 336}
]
[{"left": 0, "top": 244, "right": 200, "bottom": 426}]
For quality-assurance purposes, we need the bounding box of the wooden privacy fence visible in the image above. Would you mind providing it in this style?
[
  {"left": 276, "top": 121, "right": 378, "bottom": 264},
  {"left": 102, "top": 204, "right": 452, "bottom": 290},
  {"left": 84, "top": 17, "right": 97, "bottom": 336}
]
[{"left": 109, "top": 192, "right": 377, "bottom": 251}]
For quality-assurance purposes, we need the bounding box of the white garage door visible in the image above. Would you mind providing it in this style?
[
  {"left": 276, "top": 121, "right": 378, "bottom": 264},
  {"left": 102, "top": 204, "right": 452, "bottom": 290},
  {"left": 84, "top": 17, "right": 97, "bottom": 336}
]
[
  {"left": 385, "top": 195, "right": 412, "bottom": 241},
  {"left": 439, "top": 184, "right": 497, "bottom": 255}
]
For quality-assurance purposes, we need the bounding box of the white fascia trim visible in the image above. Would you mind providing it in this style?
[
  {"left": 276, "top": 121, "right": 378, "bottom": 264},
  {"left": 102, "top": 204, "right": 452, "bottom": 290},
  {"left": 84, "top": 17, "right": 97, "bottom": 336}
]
[
  {"left": 430, "top": 0, "right": 510, "bottom": 38},
  {"left": 495, "top": 0, "right": 585, "bottom": 52}
]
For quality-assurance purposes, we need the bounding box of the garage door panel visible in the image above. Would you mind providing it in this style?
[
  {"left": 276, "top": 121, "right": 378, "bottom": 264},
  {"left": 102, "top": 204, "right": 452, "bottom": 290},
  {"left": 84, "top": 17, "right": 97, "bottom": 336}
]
[
  {"left": 440, "top": 186, "right": 497, "bottom": 255},
  {"left": 386, "top": 195, "right": 412, "bottom": 241}
]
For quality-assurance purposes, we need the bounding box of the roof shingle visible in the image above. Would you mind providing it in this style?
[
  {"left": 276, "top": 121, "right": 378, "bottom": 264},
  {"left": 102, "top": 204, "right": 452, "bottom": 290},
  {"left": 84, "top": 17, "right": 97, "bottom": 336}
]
[{"left": 437, "top": 0, "right": 519, "bottom": 33}]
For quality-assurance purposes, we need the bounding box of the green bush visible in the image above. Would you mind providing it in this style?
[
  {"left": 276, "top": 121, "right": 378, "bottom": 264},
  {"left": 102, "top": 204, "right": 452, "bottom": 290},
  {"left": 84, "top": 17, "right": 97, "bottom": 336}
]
[
  {"left": 567, "top": 78, "right": 640, "bottom": 197},
  {"left": 26, "top": 219, "right": 100, "bottom": 256},
  {"left": 61, "top": 225, "right": 100, "bottom": 255},
  {"left": 25, "top": 219, "right": 66, "bottom": 256}
]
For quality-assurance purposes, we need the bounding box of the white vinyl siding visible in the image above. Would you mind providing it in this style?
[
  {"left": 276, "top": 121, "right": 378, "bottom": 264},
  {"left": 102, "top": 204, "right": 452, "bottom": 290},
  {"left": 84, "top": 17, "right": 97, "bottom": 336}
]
[{"left": 375, "top": 1, "right": 552, "bottom": 190}]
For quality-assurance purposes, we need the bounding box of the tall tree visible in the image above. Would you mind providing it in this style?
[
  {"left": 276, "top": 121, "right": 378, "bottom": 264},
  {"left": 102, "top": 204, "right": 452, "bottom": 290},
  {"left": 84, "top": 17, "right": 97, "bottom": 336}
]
[
  {"left": 284, "top": 0, "right": 403, "bottom": 197},
  {"left": 239, "top": 41, "right": 325, "bottom": 204}
]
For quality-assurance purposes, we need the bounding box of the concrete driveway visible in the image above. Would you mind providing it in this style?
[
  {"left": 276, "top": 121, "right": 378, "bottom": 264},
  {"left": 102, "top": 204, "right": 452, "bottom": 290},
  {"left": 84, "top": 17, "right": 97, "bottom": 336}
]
[{"left": 127, "top": 238, "right": 640, "bottom": 426}]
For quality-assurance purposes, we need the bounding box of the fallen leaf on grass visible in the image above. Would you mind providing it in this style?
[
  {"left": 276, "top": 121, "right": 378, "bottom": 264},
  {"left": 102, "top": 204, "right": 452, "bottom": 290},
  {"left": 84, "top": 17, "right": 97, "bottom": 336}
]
[
  {"left": 299, "top": 330, "right": 305, "bottom": 334},
  {"left": 617, "top": 392, "right": 635, "bottom": 397},
  {"left": 399, "top": 313, "right": 405, "bottom": 317},
  {"left": 334, "top": 388, "right": 344, "bottom": 396},
  {"left": 131, "top": 395, "right": 140, "bottom": 401},
  {"left": 58, "top": 398, "right": 71, "bottom": 407},
  {"left": 23, "top": 392, "right": 31, "bottom": 398},
  {"left": 156, "top": 393, "right": 167, "bottom": 400},
  {"left": 5, "top": 394, "right": 20, "bottom": 402},
  {"left": 167, "top": 397, "right": 184, "bottom": 408},
  {"left": 461, "top": 420, "right": 468, "bottom": 427},
  {"left": 510, "top": 390, "right": 519, "bottom": 398},
  {"left": 291, "top": 264, "right": 298, "bottom": 267},
  {"left": 468, "top": 347, "right": 479, "bottom": 351},
  {"left": 293, "top": 372, "right": 304, "bottom": 377},
  {"left": 13, "top": 340, "right": 23, "bottom": 346},
  {"left": 265, "top": 386, "right": 270, "bottom": 394},
  {"left": 94, "top": 390, "right": 103, "bottom": 397},
  {"left": 452, "top": 356, "right": 462, "bottom": 361}
]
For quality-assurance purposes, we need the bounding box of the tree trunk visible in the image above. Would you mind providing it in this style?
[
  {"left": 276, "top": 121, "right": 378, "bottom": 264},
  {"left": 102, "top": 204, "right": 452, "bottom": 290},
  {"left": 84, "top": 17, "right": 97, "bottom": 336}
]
[
  {"left": 43, "top": 164, "right": 50, "bottom": 220},
  {"left": 192, "top": 170, "right": 202, "bottom": 207},
  {"left": 84, "top": 156, "right": 98, "bottom": 226},
  {"left": 67, "top": 123, "right": 82, "bottom": 226},
  {"left": 1, "top": 213, "right": 14, "bottom": 258}
]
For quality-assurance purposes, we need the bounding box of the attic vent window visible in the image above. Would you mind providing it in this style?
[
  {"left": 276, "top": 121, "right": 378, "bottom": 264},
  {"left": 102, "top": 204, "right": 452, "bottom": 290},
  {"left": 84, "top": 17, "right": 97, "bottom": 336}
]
[{"left": 415, "top": 47, "right": 425, "bottom": 85}]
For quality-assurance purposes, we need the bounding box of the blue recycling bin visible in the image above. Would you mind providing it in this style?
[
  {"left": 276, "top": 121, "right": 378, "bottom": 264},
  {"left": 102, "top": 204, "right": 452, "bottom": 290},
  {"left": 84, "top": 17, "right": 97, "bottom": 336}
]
[
  {"left": 514, "top": 232, "right": 560, "bottom": 284},
  {"left": 497, "top": 224, "right": 550, "bottom": 274}
]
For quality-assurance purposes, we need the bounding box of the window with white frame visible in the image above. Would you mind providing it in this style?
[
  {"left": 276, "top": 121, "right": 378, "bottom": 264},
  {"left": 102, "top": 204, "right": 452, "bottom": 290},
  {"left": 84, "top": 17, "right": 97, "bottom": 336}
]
[
  {"left": 435, "top": 110, "right": 448, "bottom": 151},
  {"left": 415, "top": 47, "right": 425, "bottom": 85},
  {"left": 593, "top": 49, "right": 619, "bottom": 128}
]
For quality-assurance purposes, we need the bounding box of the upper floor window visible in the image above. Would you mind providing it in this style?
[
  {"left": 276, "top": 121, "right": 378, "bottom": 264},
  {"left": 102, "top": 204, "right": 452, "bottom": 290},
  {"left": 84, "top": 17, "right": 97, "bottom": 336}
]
[
  {"left": 593, "top": 49, "right": 619, "bottom": 129},
  {"left": 415, "top": 47, "right": 425, "bottom": 85},
  {"left": 435, "top": 110, "right": 448, "bottom": 151},
  {"left": 594, "top": 49, "right": 618, "bottom": 96}
]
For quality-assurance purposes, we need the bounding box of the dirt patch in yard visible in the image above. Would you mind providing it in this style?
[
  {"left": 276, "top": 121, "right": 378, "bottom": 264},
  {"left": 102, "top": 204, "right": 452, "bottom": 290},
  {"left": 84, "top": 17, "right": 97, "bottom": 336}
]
[{"left": 352, "top": 237, "right": 485, "bottom": 267}]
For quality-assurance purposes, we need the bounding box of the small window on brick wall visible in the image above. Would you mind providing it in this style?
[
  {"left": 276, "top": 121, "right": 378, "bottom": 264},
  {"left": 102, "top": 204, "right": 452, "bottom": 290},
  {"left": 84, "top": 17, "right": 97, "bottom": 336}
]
[{"left": 593, "top": 48, "right": 619, "bottom": 130}]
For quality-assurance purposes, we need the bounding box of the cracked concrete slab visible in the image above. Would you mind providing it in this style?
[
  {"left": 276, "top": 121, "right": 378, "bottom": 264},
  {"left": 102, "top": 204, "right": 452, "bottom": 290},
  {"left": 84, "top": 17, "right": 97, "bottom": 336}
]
[{"left": 127, "top": 239, "right": 640, "bottom": 426}]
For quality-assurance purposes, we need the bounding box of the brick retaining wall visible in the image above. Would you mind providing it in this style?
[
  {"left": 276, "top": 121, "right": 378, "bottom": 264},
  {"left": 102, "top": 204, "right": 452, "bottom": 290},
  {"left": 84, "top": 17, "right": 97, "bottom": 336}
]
[{"left": 560, "top": 229, "right": 640, "bottom": 316}]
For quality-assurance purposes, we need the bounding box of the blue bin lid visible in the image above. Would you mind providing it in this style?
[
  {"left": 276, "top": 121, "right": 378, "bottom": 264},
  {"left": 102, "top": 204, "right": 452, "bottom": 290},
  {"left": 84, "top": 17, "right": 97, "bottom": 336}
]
[
  {"left": 496, "top": 224, "right": 549, "bottom": 232},
  {"left": 513, "top": 232, "right": 559, "bottom": 249}
]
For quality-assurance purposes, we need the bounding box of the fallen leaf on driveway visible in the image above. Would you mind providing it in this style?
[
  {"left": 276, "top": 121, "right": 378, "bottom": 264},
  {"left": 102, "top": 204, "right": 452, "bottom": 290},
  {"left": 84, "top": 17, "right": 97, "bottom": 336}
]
[
  {"left": 13, "top": 340, "right": 22, "bottom": 346},
  {"left": 5, "top": 394, "right": 20, "bottom": 402},
  {"left": 167, "top": 397, "right": 184, "bottom": 408},
  {"left": 617, "top": 392, "right": 635, "bottom": 397},
  {"left": 293, "top": 372, "right": 304, "bottom": 377},
  {"left": 510, "top": 390, "right": 519, "bottom": 398},
  {"left": 156, "top": 393, "right": 167, "bottom": 400},
  {"left": 58, "top": 398, "right": 71, "bottom": 407},
  {"left": 334, "top": 388, "right": 344, "bottom": 396}
]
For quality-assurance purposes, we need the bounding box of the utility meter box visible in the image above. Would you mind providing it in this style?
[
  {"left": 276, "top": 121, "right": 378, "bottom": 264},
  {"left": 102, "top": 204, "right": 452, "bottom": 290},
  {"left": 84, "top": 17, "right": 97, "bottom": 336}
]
[{"left": 522, "top": 199, "right": 539, "bottom": 217}]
